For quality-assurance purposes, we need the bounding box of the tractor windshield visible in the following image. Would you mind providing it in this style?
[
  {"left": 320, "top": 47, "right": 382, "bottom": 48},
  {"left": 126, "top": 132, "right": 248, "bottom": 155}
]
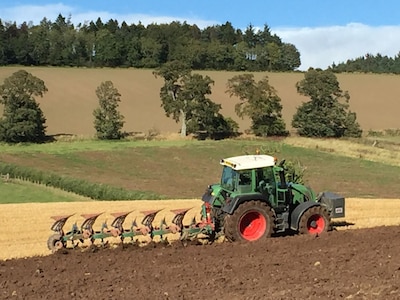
[{"left": 221, "top": 166, "right": 238, "bottom": 191}]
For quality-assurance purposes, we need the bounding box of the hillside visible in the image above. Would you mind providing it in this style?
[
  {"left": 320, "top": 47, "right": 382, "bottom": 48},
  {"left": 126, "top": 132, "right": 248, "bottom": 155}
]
[{"left": 0, "top": 67, "right": 399, "bottom": 136}]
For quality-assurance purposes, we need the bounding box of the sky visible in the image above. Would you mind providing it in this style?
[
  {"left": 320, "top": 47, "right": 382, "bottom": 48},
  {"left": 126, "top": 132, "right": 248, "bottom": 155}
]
[{"left": 1, "top": 0, "right": 400, "bottom": 70}]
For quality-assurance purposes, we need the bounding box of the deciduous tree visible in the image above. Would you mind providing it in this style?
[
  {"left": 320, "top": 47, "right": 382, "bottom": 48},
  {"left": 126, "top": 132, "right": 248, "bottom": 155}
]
[
  {"left": 93, "top": 81, "right": 125, "bottom": 139},
  {"left": 0, "top": 70, "right": 48, "bottom": 143},
  {"left": 154, "top": 61, "right": 237, "bottom": 138},
  {"left": 292, "top": 68, "right": 362, "bottom": 137},
  {"left": 226, "top": 73, "right": 288, "bottom": 136}
]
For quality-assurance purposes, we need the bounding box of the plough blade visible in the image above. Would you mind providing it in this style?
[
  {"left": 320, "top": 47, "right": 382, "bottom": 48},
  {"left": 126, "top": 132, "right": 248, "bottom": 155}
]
[
  {"left": 109, "top": 211, "right": 132, "bottom": 237},
  {"left": 50, "top": 214, "right": 75, "bottom": 234},
  {"left": 140, "top": 209, "right": 163, "bottom": 227},
  {"left": 80, "top": 213, "right": 103, "bottom": 239}
]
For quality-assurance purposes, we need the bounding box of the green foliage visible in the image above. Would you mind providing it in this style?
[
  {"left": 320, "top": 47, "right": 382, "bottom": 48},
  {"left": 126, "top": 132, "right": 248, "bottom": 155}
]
[
  {"left": 154, "top": 61, "right": 236, "bottom": 139},
  {"left": 0, "top": 162, "right": 164, "bottom": 200},
  {"left": 226, "top": 73, "right": 288, "bottom": 136},
  {"left": 283, "top": 160, "right": 306, "bottom": 184},
  {"left": 93, "top": 81, "right": 125, "bottom": 140},
  {"left": 188, "top": 114, "right": 239, "bottom": 140},
  {"left": 292, "top": 68, "right": 362, "bottom": 138},
  {"left": 0, "top": 17, "right": 301, "bottom": 71},
  {"left": 0, "top": 70, "right": 48, "bottom": 143},
  {"left": 330, "top": 53, "right": 400, "bottom": 74},
  {"left": 256, "top": 146, "right": 304, "bottom": 184}
]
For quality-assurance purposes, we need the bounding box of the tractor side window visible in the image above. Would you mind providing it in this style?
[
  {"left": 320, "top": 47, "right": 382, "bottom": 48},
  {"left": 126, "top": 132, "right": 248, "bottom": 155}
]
[
  {"left": 237, "top": 170, "right": 252, "bottom": 193},
  {"left": 263, "top": 167, "right": 274, "bottom": 184},
  {"left": 257, "top": 167, "right": 275, "bottom": 194},
  {"left": 238, "top": 170, "right": 252, "bottom": 185}
]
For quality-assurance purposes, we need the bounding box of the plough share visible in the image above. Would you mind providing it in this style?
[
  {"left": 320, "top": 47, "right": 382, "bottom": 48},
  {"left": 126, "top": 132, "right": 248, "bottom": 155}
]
[{"left": 47, "top": 206, "right": 215, "bottom": 252}]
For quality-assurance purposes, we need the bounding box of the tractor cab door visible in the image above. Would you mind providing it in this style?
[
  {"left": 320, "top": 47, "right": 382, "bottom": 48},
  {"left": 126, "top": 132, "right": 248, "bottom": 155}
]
[
  {"left": 256, "top": 166, "right": 290, "bottom": 207},
  {"left": 256, "top": 167, "right": 277, "bottom": 204}
]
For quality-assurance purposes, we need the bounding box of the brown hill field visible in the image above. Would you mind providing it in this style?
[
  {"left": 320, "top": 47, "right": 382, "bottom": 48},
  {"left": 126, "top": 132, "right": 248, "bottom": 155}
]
[{"left": 0, "top": 67, "right": 399, "bottom": 136}]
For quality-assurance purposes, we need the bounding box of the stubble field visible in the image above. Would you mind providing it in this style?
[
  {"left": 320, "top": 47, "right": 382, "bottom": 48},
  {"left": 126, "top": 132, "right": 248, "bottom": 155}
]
[{"left": 0, "top": 198, "right": 400, "bottom": 261}]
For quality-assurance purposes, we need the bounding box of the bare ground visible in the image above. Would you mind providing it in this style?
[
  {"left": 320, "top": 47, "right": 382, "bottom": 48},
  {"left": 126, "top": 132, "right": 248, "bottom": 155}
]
[
  {"left": 0, "top": 198, "right": 400, "bottom": 299},
  {"left": 1, "top": 226, "right": 399, "bottom": 300}
]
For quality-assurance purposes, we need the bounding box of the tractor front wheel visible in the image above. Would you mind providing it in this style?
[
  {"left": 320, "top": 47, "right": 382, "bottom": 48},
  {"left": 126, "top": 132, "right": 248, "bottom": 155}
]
[
  {"left": 47, "top": 233, "right": 65, "bottom": 252},
  {"left": 298, "top": 206, "right": 330, "bottom": 235},
  {"left": 224, "top": 201, "right": 274, "bottom": 242}
]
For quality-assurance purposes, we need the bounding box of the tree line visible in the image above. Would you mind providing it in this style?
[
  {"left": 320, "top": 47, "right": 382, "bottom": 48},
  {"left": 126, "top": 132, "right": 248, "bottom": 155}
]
[
  {"left": 0, "top": 14, "right": 301, "bottom": 71},
  {"left": 0, "top": 66, "right": 362, "bottom": 144},
  {"left": 330, "top": 53, "right": 400, "bottom": 74}
]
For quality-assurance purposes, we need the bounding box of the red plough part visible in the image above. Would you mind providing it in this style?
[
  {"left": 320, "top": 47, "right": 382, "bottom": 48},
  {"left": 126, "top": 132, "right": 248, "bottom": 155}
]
[{"left": 47, "top": 207, "right": 215, "bottom": 252}]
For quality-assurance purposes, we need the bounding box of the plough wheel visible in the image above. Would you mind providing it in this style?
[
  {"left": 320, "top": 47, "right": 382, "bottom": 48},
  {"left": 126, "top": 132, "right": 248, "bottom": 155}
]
[
  {"left": 47, "top": 233, "right": 65, "bottom": 252},
  {"left": 224, "top": 200, "right": 274, "bottom": 242}
]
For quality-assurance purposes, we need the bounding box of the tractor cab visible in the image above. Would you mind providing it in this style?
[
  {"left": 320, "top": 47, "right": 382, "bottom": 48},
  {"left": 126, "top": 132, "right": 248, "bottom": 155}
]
[
  {"left": 220, "top": 154, "right": 276, "bottom": 192},
  {"left": 203, "top": 154, "right": 318, "bottom": 216},
  {"left": 217, "top": 155, "right": 299, "bottom": 208}
]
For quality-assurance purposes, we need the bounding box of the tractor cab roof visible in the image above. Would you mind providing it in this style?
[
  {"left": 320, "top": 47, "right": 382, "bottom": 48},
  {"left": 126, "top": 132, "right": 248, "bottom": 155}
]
[{"left": 220, "top": 155, "right": 276, "bottom": 171}]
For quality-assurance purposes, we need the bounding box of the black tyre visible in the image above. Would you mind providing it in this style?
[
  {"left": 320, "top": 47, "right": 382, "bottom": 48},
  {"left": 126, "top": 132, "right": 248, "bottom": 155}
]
[
  {"left": 298, "top": 206, "right": 330, "bottom": 235},
  {"left": 224, "top": 201, "right": 274, "bottom": 242},
  {"left": 47, "top": 233, "right": 65, "bottom": 252}
]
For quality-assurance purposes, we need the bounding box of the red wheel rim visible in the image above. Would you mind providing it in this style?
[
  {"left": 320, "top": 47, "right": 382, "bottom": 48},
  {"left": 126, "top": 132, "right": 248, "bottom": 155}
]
[
  {"left": 307, "top": 214, "right": 325, "bottom": 234},
  {"left": 239, "top": 211, "right": 267, "bottom": 241}
]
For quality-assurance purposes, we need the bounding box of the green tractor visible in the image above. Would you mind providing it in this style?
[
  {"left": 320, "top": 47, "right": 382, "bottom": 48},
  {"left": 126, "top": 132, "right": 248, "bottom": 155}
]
[
  {"left": 201, "top": 154, "right": 345, "bottom": 242},
  {"left": 47, "top": 154, "right": 346, "bottom": 252}
]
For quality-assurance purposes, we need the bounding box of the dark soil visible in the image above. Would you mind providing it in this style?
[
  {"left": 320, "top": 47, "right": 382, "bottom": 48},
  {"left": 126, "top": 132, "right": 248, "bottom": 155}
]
[{"left": 1, "top": 226, "right": 400, "bottom": 300}]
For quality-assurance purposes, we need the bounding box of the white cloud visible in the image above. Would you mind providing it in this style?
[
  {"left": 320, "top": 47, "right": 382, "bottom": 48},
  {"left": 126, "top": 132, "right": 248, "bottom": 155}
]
[
  {"left": 275, "top": 23, "right": 400, "bottom": 70},
  {"left": 0, "top": 4, "right": 217, "bottom": 28},
  {"left": 0, "top": 3, "right": 75, "bottom": 24}
]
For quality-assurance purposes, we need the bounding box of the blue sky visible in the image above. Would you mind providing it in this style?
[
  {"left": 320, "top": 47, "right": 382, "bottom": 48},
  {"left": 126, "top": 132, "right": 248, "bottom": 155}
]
[{"left": 1, "top": 0, "right": 400, "bottom": 70}]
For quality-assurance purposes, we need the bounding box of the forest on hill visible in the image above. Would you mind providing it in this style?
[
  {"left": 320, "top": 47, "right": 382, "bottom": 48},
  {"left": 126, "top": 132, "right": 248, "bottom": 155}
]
[
  {"left": 0, "top": 14, "right": 301, "bottom": 72},
  {"left": 330, "top": 53, "right": 400, "bottom": 74}
]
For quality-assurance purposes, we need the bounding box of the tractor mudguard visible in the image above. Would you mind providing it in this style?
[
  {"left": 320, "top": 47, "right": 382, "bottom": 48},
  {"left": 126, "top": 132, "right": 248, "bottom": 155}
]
[
  {"left": 222, "top": 194, "right": 270, "bottom": 215},
  {"left": 290, "top": 201, "right": 321, "bottom": 231}
]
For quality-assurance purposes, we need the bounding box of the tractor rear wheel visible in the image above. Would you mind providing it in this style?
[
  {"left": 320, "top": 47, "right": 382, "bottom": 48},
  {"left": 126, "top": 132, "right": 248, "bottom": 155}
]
[
  {"left": 298, "top": 206, "right": 330, "bottom": 235},
  {"left": 224, "top": 201, "right": 274, "bottom": 242},
  {"left": 47, "top": 233, "right": 65, "bottom": 252}
]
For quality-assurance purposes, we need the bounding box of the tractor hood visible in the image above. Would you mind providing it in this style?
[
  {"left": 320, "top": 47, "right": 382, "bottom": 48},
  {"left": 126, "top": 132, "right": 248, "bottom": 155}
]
[{"left": 289, "top": 182, "right": 316, "bottom": 203}]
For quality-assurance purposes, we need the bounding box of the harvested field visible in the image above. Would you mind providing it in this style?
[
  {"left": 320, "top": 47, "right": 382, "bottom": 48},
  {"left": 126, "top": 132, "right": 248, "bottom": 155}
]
[
  {"left": 1, "top": 67, "right": 400, "bottom": 136},
  {"left": 1, "top": 198, "right": 400, "bottom": 260},
  {"left": 0, "top": 198, "right": 400, "bottom": 299}
]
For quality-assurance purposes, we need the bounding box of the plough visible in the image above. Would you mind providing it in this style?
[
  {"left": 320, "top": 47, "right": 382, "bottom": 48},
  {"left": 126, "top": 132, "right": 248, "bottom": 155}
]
[{"left": 47, "top": 206, "right": 215, "bottom": 252}]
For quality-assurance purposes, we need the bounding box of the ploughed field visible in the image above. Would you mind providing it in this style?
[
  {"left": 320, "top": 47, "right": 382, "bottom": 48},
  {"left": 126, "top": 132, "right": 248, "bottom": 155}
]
[{"left": 1, "top": 198, "right": 400, "bottom": 299}]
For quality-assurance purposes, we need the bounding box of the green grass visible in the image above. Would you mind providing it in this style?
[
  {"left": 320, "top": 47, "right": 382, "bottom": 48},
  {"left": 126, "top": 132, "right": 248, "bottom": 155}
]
[
  {"left": 0, "top": 179, "right": 92, "bottom": 204},
  {"left": 0, "top": 139, "right": 198, "bottom": 154},
  {"left": 1, "top": 138, "right": 400, "bottom": 201}
]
